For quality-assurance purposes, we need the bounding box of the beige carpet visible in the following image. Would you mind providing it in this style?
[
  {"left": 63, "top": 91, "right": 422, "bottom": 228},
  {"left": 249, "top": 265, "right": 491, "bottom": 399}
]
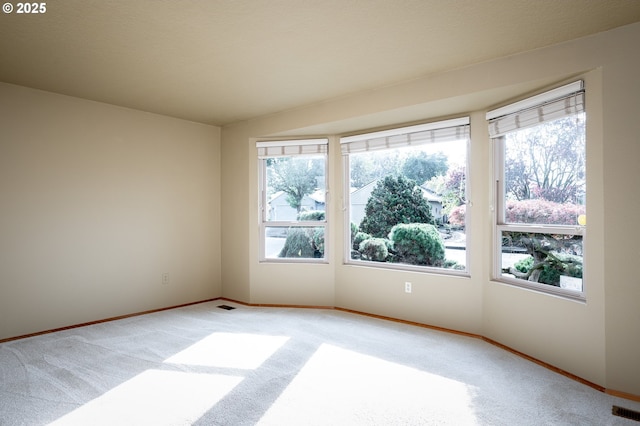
[{"left": 1, "top": 301, "right": 639, "bottom": 425}]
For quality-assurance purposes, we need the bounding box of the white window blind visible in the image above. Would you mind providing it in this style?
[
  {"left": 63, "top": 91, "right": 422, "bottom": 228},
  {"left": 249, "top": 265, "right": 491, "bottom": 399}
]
[
  {"left": 486, "top": 81, "right": 585, "bottom": 138},
  {"left": 256, "top": 138, "right": 328, "bottom": 158},
  {"left": 340, "top": 117, "right": 470, "bottom": 155}
]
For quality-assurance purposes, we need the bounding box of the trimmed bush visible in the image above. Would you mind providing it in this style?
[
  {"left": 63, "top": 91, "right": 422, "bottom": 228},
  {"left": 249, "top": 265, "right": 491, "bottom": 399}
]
[
  {"left": 505, "top": 199, "right": 585, "bottom": 225},
  {"left": 443, "top": 259, "right": 465, "bottom": 270},
  {"left": 278, "top": 228, "right": 315, "bottom": 258},
  {"left": 388, "top": 223, "right": 445, "bottom": 266},
  {"left": 278, "top": 210, "right": 325, "bottom": 258},
  {"left": 513, "top": 256, "right": 560, "bottom": 286},
  {"left": 562, "top": 254, "right": 583, "bottom": 279},
  {"left": 312, "top": 227, "right": 325, "bottom": 257},
  {"left": 297, "top": 210, "right": 325, "bottom": 221},
  {"left": 350, "top": 222, "right": 359, "bottom": 243},
  {"left": 513, "top": 252, "right": 582, "bottom": 286},
  {"left": 358, "top": 238, "right": 389, "bottom": 262},
  {"left": 353, "top": 231, "right": 372, "bottom": 251},
  {"left": 450, "top": 200, "right": 585, "bottom": 227}
]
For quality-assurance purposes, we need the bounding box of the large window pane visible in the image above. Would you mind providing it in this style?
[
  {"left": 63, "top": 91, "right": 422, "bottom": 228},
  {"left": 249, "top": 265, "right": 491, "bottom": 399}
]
[{"left": 347, "top": 137, "right": 467, "bottom": 272}]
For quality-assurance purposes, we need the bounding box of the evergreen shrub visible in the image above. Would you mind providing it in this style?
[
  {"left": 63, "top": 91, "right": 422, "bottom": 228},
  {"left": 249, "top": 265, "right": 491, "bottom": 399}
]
[
  {"left": 389, "top": 223, "right": 445, "bottom": 266},
  {"left": 358, "top": 238, "right": 389, "bottom": 262}
]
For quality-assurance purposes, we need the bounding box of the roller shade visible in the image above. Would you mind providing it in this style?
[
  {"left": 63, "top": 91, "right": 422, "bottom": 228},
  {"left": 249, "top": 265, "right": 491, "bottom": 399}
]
[
  {"left": 340, "top": 117, "right": 470, "bottom": 155},
  {"left": 487, "top": 81, "right": 585, "bottom": 138},
  {"left": 257, "top": 138, "right": 328, "bottom": 158}
]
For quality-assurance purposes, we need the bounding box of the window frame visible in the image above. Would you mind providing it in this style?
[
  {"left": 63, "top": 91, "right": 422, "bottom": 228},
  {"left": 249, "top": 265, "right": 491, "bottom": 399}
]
[
  {"left": 341, "top": 117, "right": 471, "bottom": 276},
  {"left": 257, "top": 138, "right": 329, "bottom": 263},
  {"left": 488, "top": 81, "right": 587, "bottom": 301}
]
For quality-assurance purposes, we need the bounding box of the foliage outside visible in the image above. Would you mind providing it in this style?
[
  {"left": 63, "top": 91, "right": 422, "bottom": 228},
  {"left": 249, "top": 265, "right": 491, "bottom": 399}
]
[
  {"left": 351, "top": 175, "right": 461, "bottom": 269},
  {"left": 278, "top": 210, "right": 325, "bottom": 259},
  {"left": 423, "top": 164, "right": 466, "bottom": 219},
  {"left": 352, "top": 231, "right": 372, "bottom": 251},
  {"left": 349, "top": 142, "right": 467, "bottom": 270},
  {"left": 359, "top": 175, "right": 434, "bottom": 238},
  {"left": 401, "top": 152, "right": 448, "bottom": 185},
  {"left": 448, "top": 204, "right": 465, "bottom": 227},
  {"left": 265, "top": 154, "right": 325, "bottom": 260},
  {"left": 513, "top": 252, "right": 583, "bottom": 286},
  {"left": 298, "top": 210, "right": 325, "bottom": 221},
  {"left": 278, "top": 228, "right": 316, "bottom": 258},
  {"left": 389, "top": 223, "right": 445, "bottom": 267},
  {"left": 358, "top": 238, "right": 389, "bottom": 262},
  {"left": 350, "top": 147, "right": 454, "bottom": 197},
  {"left": 505, "top": 116, "right": 585, "bottom": 204},
  {"left": 453, "top": 199, "right": 585, "bottom": 227},
  {"left": 267, "top": 156, "right": 324, "bottom": 214}
]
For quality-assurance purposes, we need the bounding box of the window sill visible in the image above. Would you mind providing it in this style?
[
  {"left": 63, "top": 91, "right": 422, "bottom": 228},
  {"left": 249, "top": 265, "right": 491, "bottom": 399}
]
[
  {"left": 259, "top": 258, "right": 329, "bottom": 265},
  {"left": 344, "top": 259, "right": 470, "bottom": 278},
  {"left": 491, "top": 277, "right": 586, "bottom": 302}
]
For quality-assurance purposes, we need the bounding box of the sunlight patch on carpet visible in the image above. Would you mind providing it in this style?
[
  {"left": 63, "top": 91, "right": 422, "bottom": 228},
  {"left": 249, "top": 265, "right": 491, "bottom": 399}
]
[
  {"left": 258, "top": 343, "right": 478, "bottom": 426},
  {"left": 49, "top": 369, "right": 242, "bottom": 426},
  {"left": 164, "top": 332, "right": 290, "bottom": 369}
]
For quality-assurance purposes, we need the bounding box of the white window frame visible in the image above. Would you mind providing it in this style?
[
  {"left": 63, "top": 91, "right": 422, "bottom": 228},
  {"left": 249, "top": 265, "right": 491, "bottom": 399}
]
[
  {"left": 488, "top": 81, "right": 586, "bottom": 300},
  {"left": 341, "top": 117, "right": 471, "bottom": 276},
  {"left": 257, "top": 138, "right": 329, "bottom": 263}
]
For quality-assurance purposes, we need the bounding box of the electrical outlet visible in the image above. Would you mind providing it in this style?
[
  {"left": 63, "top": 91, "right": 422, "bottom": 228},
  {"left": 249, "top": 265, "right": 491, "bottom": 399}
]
[
  {"left": 405, "top": 281, "right": 412, "bottom": 293},
  {"left": 162, "top": 273, "right": 169, "bottom": 285}
]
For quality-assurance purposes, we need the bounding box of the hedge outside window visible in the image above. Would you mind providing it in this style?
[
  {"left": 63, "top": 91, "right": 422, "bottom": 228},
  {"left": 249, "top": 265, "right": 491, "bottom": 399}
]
[
  {"left": 488, "top": 81, "right": 586, "bottom": 300},
  {"left": 341, "top": 118, "right": 470, "bottom": 274},
  {"left": 257, "top": 139, "right": 328, "bottom": 262}
]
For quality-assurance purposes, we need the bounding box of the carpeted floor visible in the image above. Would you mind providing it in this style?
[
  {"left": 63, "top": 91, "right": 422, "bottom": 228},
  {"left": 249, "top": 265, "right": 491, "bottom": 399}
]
[{"left": 1, "top": 301, "right": 639, "bottom": 425}]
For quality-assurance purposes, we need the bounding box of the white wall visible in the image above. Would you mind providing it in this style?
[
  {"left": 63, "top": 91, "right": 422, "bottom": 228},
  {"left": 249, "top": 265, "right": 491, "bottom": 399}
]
[
  {"left": 601, "top": 24, "right": 640, "bottom": 396},
  {"left": 221, "top": 23, "right": 640, "bottom": 397},
  {"left": 0, "top": 83, "right": 222, "bottom": 340}
]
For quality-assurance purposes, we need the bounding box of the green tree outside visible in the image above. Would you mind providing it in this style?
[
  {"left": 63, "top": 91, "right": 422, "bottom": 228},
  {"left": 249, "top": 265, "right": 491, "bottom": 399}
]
[
  {"left": 359, "top": 175, "right": 434, "bottom": 238},
  {"left": 268, "top": 157, "right": 323, "bottom": 212},
  {"left": 401, "top": 151, "right": 448, "bottom": 185}
]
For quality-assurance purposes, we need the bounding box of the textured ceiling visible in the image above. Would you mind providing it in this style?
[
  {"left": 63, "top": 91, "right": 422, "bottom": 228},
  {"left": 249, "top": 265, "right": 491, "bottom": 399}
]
[{"left": 1, "top": 0, "right": 640, "bottom": 126}]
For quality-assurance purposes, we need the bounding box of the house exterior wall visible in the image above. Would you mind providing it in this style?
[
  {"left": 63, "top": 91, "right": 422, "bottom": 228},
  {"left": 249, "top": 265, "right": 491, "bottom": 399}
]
[{"left": 269, "top": 193, "right": 319, "bottom": 221}]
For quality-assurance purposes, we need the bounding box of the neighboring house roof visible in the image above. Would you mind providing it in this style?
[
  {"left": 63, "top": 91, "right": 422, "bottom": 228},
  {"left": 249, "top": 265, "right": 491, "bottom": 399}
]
[
  {"left": 419, "top": 185, "right": 443, "bottom": 203},
  {"left": 269, "top": 190, "right": 325, "bottom": 205},
  {"left": 308, "top": 189, "right": 325, "bottom": 203},
  {"left": 350, "top": 181, "right": 378, "bottom": 204},
  {"left": 269, "top": 191, "right": 286, "bottom": 203}
]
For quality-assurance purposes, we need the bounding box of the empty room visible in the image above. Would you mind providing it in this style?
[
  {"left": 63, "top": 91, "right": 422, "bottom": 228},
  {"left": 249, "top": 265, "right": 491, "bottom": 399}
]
[{"left": 1, "top": 1, "right": 640, "bottom": 424}]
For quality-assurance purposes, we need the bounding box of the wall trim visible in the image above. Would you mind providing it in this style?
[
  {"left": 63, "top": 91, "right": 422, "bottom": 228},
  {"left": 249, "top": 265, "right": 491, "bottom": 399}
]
[
  {"left": 606, "top": 389, "right": 640, "bottom": 403},
  {"left": 223, "top": 298, "right": 636, "bottom": 401},
  {"left": 0, "top": 298, "right": 219, "bottom": 344}
]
